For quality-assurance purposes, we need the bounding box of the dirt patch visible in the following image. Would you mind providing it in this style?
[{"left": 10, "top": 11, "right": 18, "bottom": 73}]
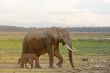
[{"left": 0, "top": 55, "right": 110, "bottom": 73}]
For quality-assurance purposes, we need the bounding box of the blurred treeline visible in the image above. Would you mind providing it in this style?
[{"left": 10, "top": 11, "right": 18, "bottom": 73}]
[{"left": 0, "top": 25, "right": 110, "bottom": 32}]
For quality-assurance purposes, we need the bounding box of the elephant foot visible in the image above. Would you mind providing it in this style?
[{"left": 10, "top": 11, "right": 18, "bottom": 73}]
[
  {"left": 56, "top": 63, "right": 62, "bottom": 68},
  {"left": 72, "top": 65, "right": 74, "bottom": 68},
  {"left": 20, "top": 67, "right": 25, "bottom": 69},
  {"left": 35, "top": 66, "right": 42, "bottom": 69},
  {"left": 20, "top": 65, "right": 24, "bottom": 69},
  {"left": 49, "top": 67, "right": 54, "bottom": 69}
]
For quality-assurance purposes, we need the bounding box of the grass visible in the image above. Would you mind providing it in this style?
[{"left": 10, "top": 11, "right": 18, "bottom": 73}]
[
  {"left": 0, "top": 37, "right": 23, "bottom": 53},
  {"left": 71, "top": 32, "right": 110, "bottom": 39},
  {"left": 60, "top": 39, "right": 110, "bottom": 55},
  {"left": 72, "top": 39, "right": 110, "bottom": 55},
  {"left": 0, "top": 37, "right": 110, "bottom": 55}
]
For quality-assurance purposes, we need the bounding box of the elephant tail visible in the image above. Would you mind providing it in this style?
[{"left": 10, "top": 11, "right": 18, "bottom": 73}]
[
  {"left": 22, "top": 38, "right": 29, "bottom": 56},
  {"left": 22, "top": 40, "right": 25, "bottom": 56}
]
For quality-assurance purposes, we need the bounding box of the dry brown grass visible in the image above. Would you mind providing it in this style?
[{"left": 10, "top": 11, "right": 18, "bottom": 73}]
[
  {"left": 0, "top": 32, "right": 27, "bottom": 37},
  {"left": 0, "top": 53, "right": 110, "bottom": 73}
]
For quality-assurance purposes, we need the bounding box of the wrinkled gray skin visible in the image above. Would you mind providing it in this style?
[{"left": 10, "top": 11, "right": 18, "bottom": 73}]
[{"left": 21, "top": 27, "right": 74, "bottom": 68}]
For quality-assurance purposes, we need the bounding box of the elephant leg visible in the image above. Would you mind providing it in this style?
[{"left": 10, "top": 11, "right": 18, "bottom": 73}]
[
  {"left": 54, "top": 49, "right": 63, "bottom": 67},
  {"left": 48, "top": 44, "right": 54, "bottom": 69},
  {"left": 30, "top": 62, "right": 33, "bottom": 69},
  {"left": 35, "top": 56, "right": 41, "bottom": 68},
  {"left": 20, "top": 63, "right": 24, "bottom": 68},
  {"left": 28, "top": 60, "right": 33, "bottom": 69},
  {"left": 25, "top": 63, "right": 29, "bottom": 69}
]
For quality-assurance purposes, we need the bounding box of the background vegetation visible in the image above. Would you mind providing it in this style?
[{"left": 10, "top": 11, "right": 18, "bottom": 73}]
[{"left": 0, "top": 32, "right": 110, "bottom": 55}]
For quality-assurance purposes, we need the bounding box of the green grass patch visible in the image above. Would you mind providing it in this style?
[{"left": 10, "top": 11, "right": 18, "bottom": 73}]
[
  {"left": 0, "top": 37, "right": 110, "bottom": 55},
  {"left": 60, "top": 39, "right": 110, "bottom": 55},
  {"left": 0, "top": 37, "right": 23, "bottom": 53},
  {"left": 73, "top": 39, "right": 110, "bottom": 55}
]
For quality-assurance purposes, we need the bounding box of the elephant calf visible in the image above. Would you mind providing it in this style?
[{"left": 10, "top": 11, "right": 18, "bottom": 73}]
[{"left": 18, "top": 54, "right": 37, "bottom": 69}]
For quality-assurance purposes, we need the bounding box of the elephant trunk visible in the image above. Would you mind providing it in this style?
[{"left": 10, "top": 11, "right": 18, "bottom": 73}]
[
  {"left": 68, "top": 49, "right": 74, "bottom": 68},
  {"left": 66, "top": 44, "right": 74, "bottom": 68}
]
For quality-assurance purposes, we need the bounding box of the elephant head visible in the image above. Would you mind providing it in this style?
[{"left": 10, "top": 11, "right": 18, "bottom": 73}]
[{"left": 48, "top": 27, "right": 76, "bottom": 68}]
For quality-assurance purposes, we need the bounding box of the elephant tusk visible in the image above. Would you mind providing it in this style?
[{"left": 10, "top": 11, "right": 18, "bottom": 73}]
[
  {"left": 66, "top": 44, "right": 74, "bottom": 52},
  {"left": 66, "top": 44, "right": 77, "bottom": 52}
]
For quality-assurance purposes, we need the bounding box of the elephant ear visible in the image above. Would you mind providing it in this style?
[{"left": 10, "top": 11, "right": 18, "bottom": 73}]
[{"left": 47, "top": 27, "right": 59, "bottom": 41}]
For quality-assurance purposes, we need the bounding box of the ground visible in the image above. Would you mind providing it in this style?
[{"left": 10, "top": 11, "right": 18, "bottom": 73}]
[{"left": 0, "top": 53, "right": 110, "bottom": 73}]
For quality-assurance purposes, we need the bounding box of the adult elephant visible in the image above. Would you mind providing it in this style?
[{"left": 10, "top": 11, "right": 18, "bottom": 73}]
[{"left": 21, "top": 27, "right": 76, "bottom": 68}]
